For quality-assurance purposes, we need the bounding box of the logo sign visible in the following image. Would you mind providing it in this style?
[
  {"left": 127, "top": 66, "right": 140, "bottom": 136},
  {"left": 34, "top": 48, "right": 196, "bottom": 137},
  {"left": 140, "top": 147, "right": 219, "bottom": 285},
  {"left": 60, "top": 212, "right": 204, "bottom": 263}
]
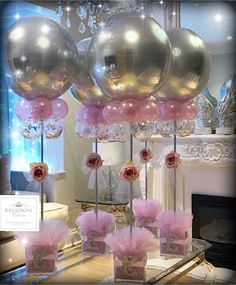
[{"left": 0, "top": 195, "right": 39, "bottom": 231}]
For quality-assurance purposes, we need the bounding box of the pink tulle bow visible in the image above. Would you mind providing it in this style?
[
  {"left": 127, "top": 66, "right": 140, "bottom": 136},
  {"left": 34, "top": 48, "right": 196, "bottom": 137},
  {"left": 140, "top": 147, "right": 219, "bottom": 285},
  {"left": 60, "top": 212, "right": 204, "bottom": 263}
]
[
  {"left": 157, "top": 210, "right": 192, "bottom": 237},
  {"left": 132, "top": 199, "right": 163, "bottom": 222},
  {"left": 104, "top": 226, "right": 157, "bottom": 259},
  {"left": 75, "top": 210, "right": 116, "bottom": 236},
  {"left": 15, "top": 219, "right": 72, "bottom": 247}
]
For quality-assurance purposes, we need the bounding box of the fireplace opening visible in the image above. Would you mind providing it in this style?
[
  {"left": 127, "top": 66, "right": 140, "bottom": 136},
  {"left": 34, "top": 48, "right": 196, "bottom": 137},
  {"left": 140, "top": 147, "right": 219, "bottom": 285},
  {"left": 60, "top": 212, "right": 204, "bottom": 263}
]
[{"left": 192, "top": 194, "right": 236, "bottom": 271}]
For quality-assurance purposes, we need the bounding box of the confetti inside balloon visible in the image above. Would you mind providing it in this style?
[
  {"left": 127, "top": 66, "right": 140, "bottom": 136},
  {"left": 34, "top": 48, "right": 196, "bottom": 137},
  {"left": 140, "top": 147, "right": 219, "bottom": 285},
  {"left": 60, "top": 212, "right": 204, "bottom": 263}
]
[
  {"left": 131, "top": 122, "right": 154, "bottom": 141},
  {"left": 21, "top": 120, "right": 42, "bottom": 139},
  {"left": 44, "top": 119, "right": 63, "bottom": 139}
]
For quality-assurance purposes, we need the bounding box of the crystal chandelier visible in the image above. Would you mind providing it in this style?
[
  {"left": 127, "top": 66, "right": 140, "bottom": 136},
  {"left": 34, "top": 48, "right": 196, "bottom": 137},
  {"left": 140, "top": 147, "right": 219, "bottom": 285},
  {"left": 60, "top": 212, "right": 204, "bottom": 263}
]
[{"left": 55, "top": 0, "right": 155, "bottom": 34}]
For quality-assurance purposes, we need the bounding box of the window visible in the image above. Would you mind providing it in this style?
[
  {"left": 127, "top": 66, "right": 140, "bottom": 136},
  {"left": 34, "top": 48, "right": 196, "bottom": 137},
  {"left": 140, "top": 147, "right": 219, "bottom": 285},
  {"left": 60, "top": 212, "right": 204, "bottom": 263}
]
[{"left": 2, "top": 2, "right": 64, "bottom": 173}]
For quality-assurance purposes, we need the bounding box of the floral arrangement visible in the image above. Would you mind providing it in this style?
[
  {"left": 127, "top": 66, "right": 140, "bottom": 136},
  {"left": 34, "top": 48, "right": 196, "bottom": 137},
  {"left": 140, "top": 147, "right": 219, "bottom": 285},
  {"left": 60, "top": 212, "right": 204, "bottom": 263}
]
[
  {"left": 119, "top": 160, "right": 139, "bottom": 182},
  {"left": 165, "top": 151, "right": 181, "bottom": 169},
  {"left": 139, "top": 147, "right": 153, "bottom": 163},
  {"left": 30, "top": 162, "right": 48, "bottom": 182},
  {"left": 85, "top": 153, "right": 103, "bottom": 169}
]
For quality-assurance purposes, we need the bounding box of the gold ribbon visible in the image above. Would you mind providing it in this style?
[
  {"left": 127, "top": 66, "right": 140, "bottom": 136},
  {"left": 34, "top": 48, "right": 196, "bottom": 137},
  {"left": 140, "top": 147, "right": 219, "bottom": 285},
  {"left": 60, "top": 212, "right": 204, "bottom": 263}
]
[
  {"left": 31, "top": 248, "right": 52, "bottom": 270},
  {"left": 122, "top": 255, "right": 140, "bottom": 277}
]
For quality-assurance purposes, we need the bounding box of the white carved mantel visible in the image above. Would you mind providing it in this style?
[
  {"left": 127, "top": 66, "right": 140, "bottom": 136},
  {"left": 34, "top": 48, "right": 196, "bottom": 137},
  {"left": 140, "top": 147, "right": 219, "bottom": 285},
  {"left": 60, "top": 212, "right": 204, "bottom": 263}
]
[{"left": 149, "top": 134, "right": 236, "bottom": 212}]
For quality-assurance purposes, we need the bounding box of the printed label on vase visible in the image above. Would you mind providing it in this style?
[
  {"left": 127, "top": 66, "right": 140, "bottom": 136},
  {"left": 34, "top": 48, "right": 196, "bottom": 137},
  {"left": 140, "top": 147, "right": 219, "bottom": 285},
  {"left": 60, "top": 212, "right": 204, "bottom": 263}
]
[{"left": 0, "top": 195, "right": 39, "bottom": 231}]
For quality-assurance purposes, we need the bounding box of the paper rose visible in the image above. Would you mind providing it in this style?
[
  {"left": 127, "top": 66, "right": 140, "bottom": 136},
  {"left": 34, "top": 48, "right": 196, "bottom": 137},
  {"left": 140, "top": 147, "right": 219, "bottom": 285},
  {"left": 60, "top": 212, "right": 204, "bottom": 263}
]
[
  {"left": 120, "top": 160, "right": 139, "bottom": 182},
  {"left": 30, "top": 162, "right": 48, "bottom": 182},
  {"left": 139, "top": 147, "right": 153, "bottom": 163},
  {"left": 86, "top": 153, "right": 103, "bottom": 169},
  {"left": 165, "top": 151, "right": 181, "bottom": 169}
]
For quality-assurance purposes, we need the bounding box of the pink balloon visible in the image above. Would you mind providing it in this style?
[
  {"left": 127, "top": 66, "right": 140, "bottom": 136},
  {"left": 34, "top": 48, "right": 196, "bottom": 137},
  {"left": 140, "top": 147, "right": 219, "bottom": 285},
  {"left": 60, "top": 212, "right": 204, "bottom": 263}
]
[
  {"left": 75, "top": 105, "right": 86, "bottom": 123},
  {"left": 83, "top": 106, "right": 100, "bottom": 125},
  {"left": 103, "top": 101, "right": 121, "bottom": 124},
  {"left": 118, "top": 99, "right": 140, "bottom": 123},
  {"left": 180, "top": 100, "right": 199, "bottom": 120},
  {"left": 51, "top": 98, "right": 69, "bottom": 119},
  {"left": 15, "top": 100, "right": 33, "bottom": 121},
  {"left": 160, "top": 100, "right": 182, "bottom": 121},
  {"left": 97, "top": 107, "right": 107, "bottom": 125},
  {"left": 31, "top": 97, "right": 52, "bottom": 121},
  {"left": 140, "top": 100, "right": 158, "bottom": 122}
]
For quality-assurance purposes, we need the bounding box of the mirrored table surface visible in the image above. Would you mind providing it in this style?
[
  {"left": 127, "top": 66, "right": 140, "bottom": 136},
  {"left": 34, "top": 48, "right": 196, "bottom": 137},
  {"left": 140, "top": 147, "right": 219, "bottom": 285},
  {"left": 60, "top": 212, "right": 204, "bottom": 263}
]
[{"left": 0, "top": 238, "right": 211, "bottom": 284}]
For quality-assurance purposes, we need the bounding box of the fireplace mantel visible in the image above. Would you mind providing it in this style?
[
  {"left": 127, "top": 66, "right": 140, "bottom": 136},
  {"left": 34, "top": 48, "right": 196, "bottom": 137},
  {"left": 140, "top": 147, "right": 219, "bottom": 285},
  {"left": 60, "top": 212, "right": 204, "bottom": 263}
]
[{"left": 148, "top": 134, "right": 236, "bottom": 211}]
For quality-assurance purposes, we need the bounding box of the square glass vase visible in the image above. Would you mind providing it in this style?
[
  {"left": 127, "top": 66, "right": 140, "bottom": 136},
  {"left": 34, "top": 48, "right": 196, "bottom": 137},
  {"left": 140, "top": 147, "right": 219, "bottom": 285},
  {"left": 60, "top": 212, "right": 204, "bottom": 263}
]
[
  {"left": 25, "top": 244, "right": 57, "bottom": 275},
  {"left": 81, "top": 234, "right": 109, "bottom": 256},
  {"left": 135, "top": 218, "right": 158, "bottom": 237},
  {"left": 114, "top": 253, "right": 147, "bottom": 282},
  {"left": 159, "top": 229, "right": 191, "bottom": 257}
]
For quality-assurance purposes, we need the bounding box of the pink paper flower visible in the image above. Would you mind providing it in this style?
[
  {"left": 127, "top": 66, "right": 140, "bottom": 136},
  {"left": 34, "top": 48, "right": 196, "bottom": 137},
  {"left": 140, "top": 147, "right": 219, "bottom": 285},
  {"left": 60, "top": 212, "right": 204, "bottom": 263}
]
[
  {"left": 165, "top": 151, "right": 181, "bottom": 169},
  {"left": 86, "top": 153, "right": 103, "bottom": 169},
  {"left": 120, "top": 161, "right": 139, "bottom": 182},
  {"left": 139, "top": 148, "right": 153, "bottom": 163},
  {"left": 30, "top": 162, "right": 48, "bottom": 182}
]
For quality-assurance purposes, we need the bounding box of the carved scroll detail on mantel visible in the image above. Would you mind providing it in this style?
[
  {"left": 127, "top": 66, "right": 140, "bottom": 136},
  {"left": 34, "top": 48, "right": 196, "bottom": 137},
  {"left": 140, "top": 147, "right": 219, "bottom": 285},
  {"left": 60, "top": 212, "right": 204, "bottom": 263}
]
[{"left": 182, "top": 141, "right": 236, "bottom": 162}]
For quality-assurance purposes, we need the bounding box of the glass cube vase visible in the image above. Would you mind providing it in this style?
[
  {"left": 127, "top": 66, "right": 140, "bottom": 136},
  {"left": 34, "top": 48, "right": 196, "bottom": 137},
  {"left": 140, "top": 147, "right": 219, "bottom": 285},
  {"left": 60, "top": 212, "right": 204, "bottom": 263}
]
[
  {"left": 135, "top": 218, "right": 158, "bottom": 237},
  {"left": 159, "top": 229, "right": 191, "bottom": 257},
  {"left": 114, "top": 253, "right": 147, "bottom": 282},
  {"left": 81, "top": 234, "right": 109, "bottom": 256},
  {"left": 25, "top": 244, "right": 57, "bottom": 275}
]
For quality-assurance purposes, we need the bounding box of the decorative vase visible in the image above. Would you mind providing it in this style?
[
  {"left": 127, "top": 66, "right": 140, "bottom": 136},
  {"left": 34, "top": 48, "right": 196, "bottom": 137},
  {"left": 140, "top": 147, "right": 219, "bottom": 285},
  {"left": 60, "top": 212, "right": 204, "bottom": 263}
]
[
  {"left": 81, "top": 232, "right": 109, "bottom": 256},
  {"left": 159, "top": 229, "right": 190, "bottom": 257},
  {"left": 114, "top": 253, "right": 147, "bottom": 282},
  {"left": 25, "top": 244, "right": 57, "bottom": 275},
  {"left": 135, "top": 218, "right": 158, "bottom": 237}
]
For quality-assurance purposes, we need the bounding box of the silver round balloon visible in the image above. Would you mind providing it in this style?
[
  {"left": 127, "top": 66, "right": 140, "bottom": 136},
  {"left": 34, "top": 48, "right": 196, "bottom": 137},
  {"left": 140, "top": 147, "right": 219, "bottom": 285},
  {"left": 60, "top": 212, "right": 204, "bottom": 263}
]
[
  {"left": 7, "top": 17, "right": 78, "bottom": 100},
  {"left": 154, "top": 28, "right": 211, "bottom": 102},
  {"left": 70, "top": 38, "right": 111, "bottom": 107},
  {"left": 88, "top": 14, "right": 171, "bottom": 101}
]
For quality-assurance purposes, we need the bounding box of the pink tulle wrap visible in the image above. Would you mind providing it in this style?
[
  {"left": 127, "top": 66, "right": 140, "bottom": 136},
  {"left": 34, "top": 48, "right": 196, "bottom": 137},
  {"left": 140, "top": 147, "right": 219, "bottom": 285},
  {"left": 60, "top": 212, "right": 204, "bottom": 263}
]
[
  {"left": 157, "top": 210, "right": 192, "bottom": 239},
  {"left": 104, "top": 227, "right": 157, "bottom": 260},
  {"left": 15, "top": 219, "right": 72, "bottom": 247},
  {"left": 75, "top": 210, "right": 116, "bottom": 237},
  {"left": 132, "top": 199, "right": 163, "bottom": 222}
]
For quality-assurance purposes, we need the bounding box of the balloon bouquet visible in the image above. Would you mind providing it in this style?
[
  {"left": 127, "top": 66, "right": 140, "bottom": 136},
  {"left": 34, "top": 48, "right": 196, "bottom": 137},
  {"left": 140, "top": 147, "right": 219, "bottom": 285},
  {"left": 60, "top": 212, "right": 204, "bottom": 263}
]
[
  {"left": 72, "top": 14, "right": 210, "bottom": 281},
  {"left": 7, "top": 17, "right": 77, "bottom": 141},
  {"left": 6, "top": 17, "right": 77, "bottom": 275}
]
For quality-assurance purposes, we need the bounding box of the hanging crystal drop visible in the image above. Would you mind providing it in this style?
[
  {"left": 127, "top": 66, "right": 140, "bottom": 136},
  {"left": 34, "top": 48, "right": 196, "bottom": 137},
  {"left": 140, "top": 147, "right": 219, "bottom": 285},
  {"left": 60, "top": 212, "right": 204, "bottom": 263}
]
[
  {"left": 66, "top": 16, "right": 71, "bottom": 29},
  {"left": 56, "top": 5, "right": 63, "bottom": 16},
  {"left": 88, "top": 15, "right": 94, "bottom": 27},
  {"left": 77, "top": 5, "right": 84, "bottom": 20},
  {"left": 103, "top": 2, "right": 110, "bottom": 13},
  {"left": 78, "top": 21, "right": 86, "bottom": 34},
  {"left": 82, "top": 5, "right": 87, "bottom": 19},
  {"left": 91, "top": 24, "right": 97, "bottom": 34}
]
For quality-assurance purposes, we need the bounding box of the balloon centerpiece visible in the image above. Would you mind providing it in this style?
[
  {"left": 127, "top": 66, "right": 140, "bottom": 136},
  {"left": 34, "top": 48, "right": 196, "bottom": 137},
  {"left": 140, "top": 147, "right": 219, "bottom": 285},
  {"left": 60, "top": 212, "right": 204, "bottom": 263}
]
[{"left": 7, "top": 16, "right": 77, "bottom": 140}]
